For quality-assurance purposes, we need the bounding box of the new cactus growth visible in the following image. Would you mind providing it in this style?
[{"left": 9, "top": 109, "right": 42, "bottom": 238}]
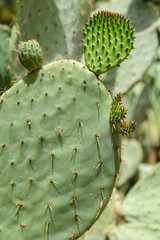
[
  {"left": 18, "top": 39, "right": 43, "bottom": 71},
  {"left": 83, "top": 11, "right": 135, "bottom": 75},
  {"left": 109, "top": 93, "right": 136, "bottom": 135}
]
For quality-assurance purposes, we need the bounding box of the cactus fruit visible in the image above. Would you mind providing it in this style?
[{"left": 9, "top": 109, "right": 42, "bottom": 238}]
[
  {"left": 17, "top": 39, "right": 43, "bottom": 71},
  {"left": 83, "top": 11, "right": 134, "bottom": 75},
  {"left": 0, "top": 59, "right": 122, "bottom": 240}
]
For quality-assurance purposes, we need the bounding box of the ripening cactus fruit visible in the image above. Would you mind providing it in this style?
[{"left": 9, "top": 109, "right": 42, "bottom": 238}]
[
  {"left": 83, "top": 11, "right": 135, "bottom": 75},
  {"left": 18, "top": 39, "right": 43, "bottom": 71}
]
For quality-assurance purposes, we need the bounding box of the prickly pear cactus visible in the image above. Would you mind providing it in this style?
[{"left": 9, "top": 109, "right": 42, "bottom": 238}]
[
  {"left": 18, "top": 39, "right": 43, "bottom": 71},
  {"left": 0, "top": 59, "right": 122, "bottom": 240},
  {"left": 83, "top": 11, "right": 134, "bottom": 75}
]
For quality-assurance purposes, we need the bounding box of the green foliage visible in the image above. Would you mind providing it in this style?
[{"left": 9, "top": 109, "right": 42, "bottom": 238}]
[
  {"left": 18, "top": 39, "right": 43, "bottom": 71},
  {"left": 0, "top": 60, "right": 122, "bottom": 240},
  {"left": 83, "top": 11, "right": 134, "bottom": 75}
]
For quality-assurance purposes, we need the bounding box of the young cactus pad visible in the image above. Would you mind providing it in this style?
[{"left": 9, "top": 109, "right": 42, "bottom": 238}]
[
  {"left": 18, "top": 39, "right": 43, "bottom": 71},
  {"left": 0, "top": 60, "right": 121, "bottom": 239},
  {"left": 83, "top": 11, "right": 134, "bottom": 75}
]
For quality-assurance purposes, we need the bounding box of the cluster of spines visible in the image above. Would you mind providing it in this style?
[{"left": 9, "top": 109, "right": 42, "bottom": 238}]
[{"left": 109, "top": 93, "right": 136, "bottom": 135}]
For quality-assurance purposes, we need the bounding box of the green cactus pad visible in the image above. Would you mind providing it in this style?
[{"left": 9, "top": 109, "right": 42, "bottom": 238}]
[
  {"left": 18, "top": 39, "right": 43, "bottom": 71},
  {"left": 95, "top": 0, "right": 159, "bottom": 93},
  {"left": 16, "top": 0, "right": 91, "bottom": 62},
  {"left": 0, "top": 60, "right": 121, "bottom": 240},
  {"left": 0, "top": 24, "right": 11, "bottom": 93},
  {"left": 118, "top": 138, "right": 143, "bottom": 187},
  {"left": 121, "top": 163, "right": 160, "bottom": 224},
  {"left": 80, "top": 189, "right": 121, "bottom": 240},
  {"left": 109, "top": 223, "right": 160, "bottom": 240},
  {"left": 83, "top": 11, "right": 134, "bottom": 75}
]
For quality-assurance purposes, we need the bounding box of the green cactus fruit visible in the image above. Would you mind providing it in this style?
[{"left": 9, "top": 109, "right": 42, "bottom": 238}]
[
  {"left": 0, "top": 60, "right": 121, "bottom": 240},
  {"left": 18, "top": 39, "right": 43, "bottom": 71},
  {"left": 83, "top": 11, "right": 134, "bottom": 75}
]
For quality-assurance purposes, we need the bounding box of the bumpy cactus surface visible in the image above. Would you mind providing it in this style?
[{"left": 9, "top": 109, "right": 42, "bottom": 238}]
[
  {"left": 0, "top": 59, "right": 122, "bottom": 240},
  {"left": 83, "top": 11, "right": 134, "bottom": 75},
  {"left": 18, "top": 39, "right": 43, "bottom": 71}
]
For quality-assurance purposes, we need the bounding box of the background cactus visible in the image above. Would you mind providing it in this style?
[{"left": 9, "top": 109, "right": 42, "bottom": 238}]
[{"left": 0, "top": 23, "right": 11, "bottom": 93}]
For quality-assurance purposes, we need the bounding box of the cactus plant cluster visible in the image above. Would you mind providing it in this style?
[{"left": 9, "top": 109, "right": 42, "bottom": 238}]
[{"left": 3, "top": 0, "right": 158, "bottom": 239}]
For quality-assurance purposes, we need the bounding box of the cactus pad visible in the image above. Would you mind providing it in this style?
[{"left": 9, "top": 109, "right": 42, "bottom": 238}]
[
  {"left": 83, "top": 11, "right": 134, "bottom": 75},
  {"left": 95, "top": 0, "right": 159, "bottom": 93},
  {"left": 18, "top": 39, "right": 43, "bottom": 71},
  {"left": 0, "top": 60, "right": 121, "bottom": 239},
  {"left": 109, "top": 164, "right": 160, "bottom": 240},
  {"left": 0, "top": 24, "right": 11, "bottom": 93}
]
